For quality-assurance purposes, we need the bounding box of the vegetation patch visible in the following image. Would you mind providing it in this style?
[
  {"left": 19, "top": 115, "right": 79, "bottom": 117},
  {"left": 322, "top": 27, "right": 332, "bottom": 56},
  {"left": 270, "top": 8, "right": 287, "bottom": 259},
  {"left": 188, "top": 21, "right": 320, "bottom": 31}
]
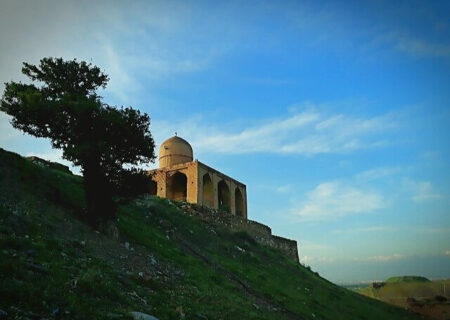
[{"left": 0, "top": 148, "right": 423, "bottom": 320}]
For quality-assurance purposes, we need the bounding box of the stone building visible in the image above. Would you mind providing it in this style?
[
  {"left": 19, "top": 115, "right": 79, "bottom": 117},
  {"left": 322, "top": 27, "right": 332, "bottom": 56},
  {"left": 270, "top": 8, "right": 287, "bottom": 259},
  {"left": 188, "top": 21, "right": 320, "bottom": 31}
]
[{"left": 148, "top": 136, "right": 247, "bottom": 219}]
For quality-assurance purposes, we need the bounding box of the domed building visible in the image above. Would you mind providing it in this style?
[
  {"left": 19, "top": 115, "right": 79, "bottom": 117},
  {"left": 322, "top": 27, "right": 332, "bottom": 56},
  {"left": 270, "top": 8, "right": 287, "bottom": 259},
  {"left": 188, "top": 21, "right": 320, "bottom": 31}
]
[{"left": 148, "top": 135, "right": 247, "bottom": 218}]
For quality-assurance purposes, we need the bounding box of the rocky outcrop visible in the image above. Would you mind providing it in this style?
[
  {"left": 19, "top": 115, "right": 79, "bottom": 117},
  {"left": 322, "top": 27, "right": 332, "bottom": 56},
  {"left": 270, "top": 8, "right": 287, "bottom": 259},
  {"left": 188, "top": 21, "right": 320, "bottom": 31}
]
[{"left": 26, "top": 156, "right": 71, "bottom": 174}]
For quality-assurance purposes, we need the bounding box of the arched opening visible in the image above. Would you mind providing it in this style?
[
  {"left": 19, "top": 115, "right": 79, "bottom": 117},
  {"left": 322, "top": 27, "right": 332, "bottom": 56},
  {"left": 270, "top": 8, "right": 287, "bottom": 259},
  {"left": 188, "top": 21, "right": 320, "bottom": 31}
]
[
  {"left": 235, "top": 187, "right": 244, "bottom": 217},
  {"left": 218, "top": 180, "right": 230, "bottom": 212},
  {"left": 167, "top": 171, "right": 187, "bottom": 201},
  {"left": 202, "top": 173, "right": 214, "bottom": 208},
  {"left": 149, "top": 180, "right": 157, "bottom": 196}
]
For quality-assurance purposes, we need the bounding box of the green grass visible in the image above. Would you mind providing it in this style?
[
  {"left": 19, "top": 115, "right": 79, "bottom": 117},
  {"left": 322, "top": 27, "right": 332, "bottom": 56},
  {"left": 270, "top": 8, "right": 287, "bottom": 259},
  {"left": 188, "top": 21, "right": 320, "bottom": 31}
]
[{"left": 0, "top": 147, "right": 423, "bottom": 320}]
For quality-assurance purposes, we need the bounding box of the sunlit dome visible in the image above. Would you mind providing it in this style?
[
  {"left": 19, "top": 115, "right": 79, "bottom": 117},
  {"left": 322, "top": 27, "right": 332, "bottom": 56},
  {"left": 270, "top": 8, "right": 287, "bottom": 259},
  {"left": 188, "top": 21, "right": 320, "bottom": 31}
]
[{"left": 159, "top": 135, "right": 193, "bottom": 168}]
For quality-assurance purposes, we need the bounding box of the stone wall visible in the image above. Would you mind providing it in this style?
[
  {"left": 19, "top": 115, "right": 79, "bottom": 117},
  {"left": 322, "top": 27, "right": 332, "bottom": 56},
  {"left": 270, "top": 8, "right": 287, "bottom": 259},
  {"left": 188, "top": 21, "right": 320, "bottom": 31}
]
[
  {"left": 271, "top": 235, "right": 300, "bottom": 262},
  {"left": 176, "top": 201, "right": 299, "bottom": 263},
  {"left": 230, "top": 220, "right": 299, "bottom": 262}
]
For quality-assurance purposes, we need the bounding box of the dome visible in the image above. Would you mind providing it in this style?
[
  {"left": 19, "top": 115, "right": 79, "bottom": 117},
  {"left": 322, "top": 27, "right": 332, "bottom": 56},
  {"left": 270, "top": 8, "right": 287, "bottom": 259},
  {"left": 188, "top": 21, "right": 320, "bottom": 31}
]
[{"left": 159, "top": 135, "right": 193, "bottom": 168}]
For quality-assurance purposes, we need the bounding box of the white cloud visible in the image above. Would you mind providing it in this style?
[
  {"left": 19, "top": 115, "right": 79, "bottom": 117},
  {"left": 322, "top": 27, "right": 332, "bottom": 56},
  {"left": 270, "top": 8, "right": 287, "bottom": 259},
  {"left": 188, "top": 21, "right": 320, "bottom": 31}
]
[
  {"left": 300, "top": 255, "right": 336, "bottom": 265},
  {"left": 355, "top": 253, "right": 406, "bottom": 262},
  {"left": 377, "top": 32, "right": 450, "bottom": 59},
  {"left": 152, "top": 106, "right": 397, "bottom": 156},
  {"left": 276, "top": 185, "right": 292, "bottom": 194},
  {"left": 290, "top": 181, "right": 385, "bottom": 221},
  {"left": 355, "top": 167, "right": 401, "bottom": 181},
  {"left": 394, "top": 36, "right": 450, "bottom": 59},
  {"left": 332, "top": 226, "right": 396, "bottom": 234},
  {"left": 403, "top": 179, "right": 443, "bottom": 203},
  {"left": 0, "top": 1, "right": 229, "bottom": 104}
]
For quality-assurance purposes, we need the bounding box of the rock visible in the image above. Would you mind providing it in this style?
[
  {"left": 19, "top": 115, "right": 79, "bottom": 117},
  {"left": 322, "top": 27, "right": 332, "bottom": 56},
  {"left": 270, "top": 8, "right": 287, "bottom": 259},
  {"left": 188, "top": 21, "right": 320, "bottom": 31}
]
[
  {"left": 149, "top": 256, "right": 157, "bottom": 265},
  {"left": 130, "top": 311, "right": 159, "bottom": 320},
  {"left": 124, "top": 242, "right": 130, "bottom": 250},
  {"left": 196, "top": 314, "right": 208, "bottom": 319}
]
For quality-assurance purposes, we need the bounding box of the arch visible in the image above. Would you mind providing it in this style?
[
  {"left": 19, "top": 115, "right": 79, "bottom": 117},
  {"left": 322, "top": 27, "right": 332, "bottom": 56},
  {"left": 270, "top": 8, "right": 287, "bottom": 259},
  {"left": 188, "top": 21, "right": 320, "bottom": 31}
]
[
  {"left": 202, "top": 173, "right": 214, "bottom": 208},
  {"left": 166, "top": 171, "right": 187, "bottom": 201},
  {"left": 235, "top": 187, "right": 244, "bottom": 217},
  {"left": 149, "top": 180, "right": 157, "bottom": 196},
  {"left": 218, "top": 180, "right": 230, "bottom": 212}
]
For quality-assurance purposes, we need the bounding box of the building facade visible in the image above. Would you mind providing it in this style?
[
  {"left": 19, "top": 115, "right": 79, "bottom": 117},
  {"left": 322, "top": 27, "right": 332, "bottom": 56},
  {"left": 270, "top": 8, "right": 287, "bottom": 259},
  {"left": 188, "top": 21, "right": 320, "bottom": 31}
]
[{"left": 148, "top": 136, "right": 247, "bottom": 219}]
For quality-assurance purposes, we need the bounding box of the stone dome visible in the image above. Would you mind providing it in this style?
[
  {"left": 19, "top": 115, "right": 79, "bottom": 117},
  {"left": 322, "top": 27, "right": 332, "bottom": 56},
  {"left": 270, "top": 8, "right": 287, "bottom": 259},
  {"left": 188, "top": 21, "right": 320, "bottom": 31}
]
[{"left": 159, "top": 136, "right": 193, "bottom": 168}]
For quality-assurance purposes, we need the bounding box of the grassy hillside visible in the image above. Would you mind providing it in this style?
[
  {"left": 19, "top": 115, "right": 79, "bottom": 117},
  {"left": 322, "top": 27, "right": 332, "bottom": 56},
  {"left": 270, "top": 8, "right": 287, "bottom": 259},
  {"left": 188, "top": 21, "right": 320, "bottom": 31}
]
[
  {"left": 0, "top": 147, "right": 423, "bottom": 320},
  {"left": 358, "top": 279, "right": 449, "bottom": 301},
  {"left": 357, "top": 278, "right": 449, "bottom": 320},
  {"left": 386, "top": 276, "right": 431, "bottom": 284}
]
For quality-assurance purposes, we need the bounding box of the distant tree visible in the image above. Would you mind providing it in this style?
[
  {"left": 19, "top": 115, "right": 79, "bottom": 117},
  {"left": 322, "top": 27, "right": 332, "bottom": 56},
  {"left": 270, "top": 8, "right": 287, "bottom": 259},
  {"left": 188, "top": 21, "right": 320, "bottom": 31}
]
[{"left": 1, "top": 57, "right": 156, "bottom": 226}]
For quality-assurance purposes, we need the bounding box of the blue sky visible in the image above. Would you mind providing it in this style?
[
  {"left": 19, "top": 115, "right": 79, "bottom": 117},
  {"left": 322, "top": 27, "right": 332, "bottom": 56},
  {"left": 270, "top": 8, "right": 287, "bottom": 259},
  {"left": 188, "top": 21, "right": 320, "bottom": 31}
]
[{"left": 1, "top": 0, "right": 449, "bottom": 283}]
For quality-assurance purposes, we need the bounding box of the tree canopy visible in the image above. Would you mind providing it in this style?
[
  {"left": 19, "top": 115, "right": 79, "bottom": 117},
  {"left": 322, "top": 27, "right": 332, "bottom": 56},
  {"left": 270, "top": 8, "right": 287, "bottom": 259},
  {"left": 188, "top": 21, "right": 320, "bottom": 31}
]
[{"left": 1, "top": 57, "right": 156, "bottom": 225}]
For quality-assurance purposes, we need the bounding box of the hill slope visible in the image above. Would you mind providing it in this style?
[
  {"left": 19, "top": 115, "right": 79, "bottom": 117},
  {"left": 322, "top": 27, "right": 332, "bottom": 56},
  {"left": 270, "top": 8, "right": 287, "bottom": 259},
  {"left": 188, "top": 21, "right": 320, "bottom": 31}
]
[
  {"left": 358, "top": 278, "right": 449, "bottom": 320},
  {"left": 0, "top": 148, "right": 422, "bottom": 320},
  {"left": 386, "top": 276, "right": 431, "bottom": 284}
]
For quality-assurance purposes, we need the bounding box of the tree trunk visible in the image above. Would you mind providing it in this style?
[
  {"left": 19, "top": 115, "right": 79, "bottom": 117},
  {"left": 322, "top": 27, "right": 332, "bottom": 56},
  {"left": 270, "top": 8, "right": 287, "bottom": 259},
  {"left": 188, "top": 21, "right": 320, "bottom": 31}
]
[{"left": 82, "top": 159, "right": 115, "bottom": 226}]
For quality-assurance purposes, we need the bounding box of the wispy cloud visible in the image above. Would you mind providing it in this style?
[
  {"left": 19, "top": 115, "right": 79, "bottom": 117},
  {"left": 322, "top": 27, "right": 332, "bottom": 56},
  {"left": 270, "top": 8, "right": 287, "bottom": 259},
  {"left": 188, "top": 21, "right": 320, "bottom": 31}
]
[
  {"left": 300, "top": 255, "right": 336, "bottom": 265},
  {"left": 153, "top": 105, "right": 398, "bottom": 156},
  {"left": 355, "top": 166, "right": 401, "bottom": 181},
  {"left": 332, "top": 226, "right": 396, "bottom": 234},
  {"left": 0, "top": 1, "right": 229, "bottom": 104},
  {"left": 276, "top": 184, "right": 292, "bottom": 194},
  {"left": 403, "top": 179, "right": 443, "bottom": 203},
  {"left": 289, "top": 181, "right": 385, "bottom": 221},
  {"left": 354, "top": 253, "right": 406, "bottom": 262},
  {"left": 394, "top": 36, "right": 450, "bottom": 59},
  {"left": 378, "top": 32, "right": 450, "bottom": 59}
]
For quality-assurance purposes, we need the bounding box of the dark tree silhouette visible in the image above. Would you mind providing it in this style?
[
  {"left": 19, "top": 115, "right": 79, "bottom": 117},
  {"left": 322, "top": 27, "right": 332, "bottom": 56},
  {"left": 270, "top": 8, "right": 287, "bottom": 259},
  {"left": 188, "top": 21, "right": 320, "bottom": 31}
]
[{"left": 1, "top": 57, "right": 156, "bottom": 225}]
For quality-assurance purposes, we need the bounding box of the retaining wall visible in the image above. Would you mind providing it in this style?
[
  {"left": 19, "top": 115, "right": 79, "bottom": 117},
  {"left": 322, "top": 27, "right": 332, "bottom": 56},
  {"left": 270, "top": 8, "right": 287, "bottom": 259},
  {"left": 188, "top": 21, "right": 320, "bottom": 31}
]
[{"left": 174, "top": 201, "right": 299, "bottom": 263}]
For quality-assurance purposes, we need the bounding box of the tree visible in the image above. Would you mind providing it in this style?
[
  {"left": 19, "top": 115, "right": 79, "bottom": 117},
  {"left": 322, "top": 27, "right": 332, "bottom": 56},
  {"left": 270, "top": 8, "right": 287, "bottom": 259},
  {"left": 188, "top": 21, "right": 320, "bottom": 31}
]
[{"left": 1, "top": 57, "right": 156, "bottom": 226}]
